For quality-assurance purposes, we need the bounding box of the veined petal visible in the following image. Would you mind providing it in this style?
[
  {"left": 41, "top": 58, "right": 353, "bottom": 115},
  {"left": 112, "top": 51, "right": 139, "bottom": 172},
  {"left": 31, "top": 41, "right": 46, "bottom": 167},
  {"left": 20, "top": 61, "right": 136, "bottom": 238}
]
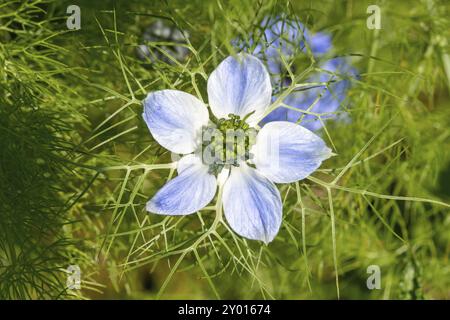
[
  {"left": 207, "top": 53, "right": 272, "bottom": 126},
  {"left": 146, "top": 154, "right": 217, "bottom": 215},
  {"left": 251, "top": 121, "right": 332, "bottom": 183},
  {"left": 222, "top": 163, "right": 282, "bottom": 243},
  {"left": 143, "top": 89, "right": 209, "bottom": 154}
]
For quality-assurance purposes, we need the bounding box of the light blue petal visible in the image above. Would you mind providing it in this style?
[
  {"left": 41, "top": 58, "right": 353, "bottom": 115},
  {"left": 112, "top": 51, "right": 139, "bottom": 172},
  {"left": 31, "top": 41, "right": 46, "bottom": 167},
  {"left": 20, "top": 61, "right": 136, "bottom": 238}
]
[
  {"left": 222, "top": 163, "right": 282, "bottom": 243},
  {"left": 252, "top": 121, "right": 332, "bottom": 183},
  {"left": 146, "top": 154, "right": 217, "bottom": 215},
  {"left": 143, "top": 89, "right": 209, "bottom": 154},
  {"left": 207, "top": 53, "right": 272, "bottom": 126}
]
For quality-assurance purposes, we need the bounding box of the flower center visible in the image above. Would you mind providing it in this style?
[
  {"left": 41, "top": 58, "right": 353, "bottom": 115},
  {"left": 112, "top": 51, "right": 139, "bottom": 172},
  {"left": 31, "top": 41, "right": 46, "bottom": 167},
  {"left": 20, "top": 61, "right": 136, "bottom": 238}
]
[{"left": 201, "top": 114, "right": 257, "bottom": 175}]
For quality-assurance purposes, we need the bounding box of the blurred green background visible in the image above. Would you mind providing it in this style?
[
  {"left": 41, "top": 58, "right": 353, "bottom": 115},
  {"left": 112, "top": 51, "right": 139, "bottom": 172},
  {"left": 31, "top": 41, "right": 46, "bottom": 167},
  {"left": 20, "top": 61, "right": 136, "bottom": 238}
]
[{"left": 0, "top": 0, "right": 449, "bottom": 299}]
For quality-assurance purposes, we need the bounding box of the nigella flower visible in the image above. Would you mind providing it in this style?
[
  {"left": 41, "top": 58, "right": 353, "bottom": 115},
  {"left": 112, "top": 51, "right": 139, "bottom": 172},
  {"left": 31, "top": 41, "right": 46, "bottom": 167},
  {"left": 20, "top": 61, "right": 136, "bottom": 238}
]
[
  {"left": 236, "top": 16, "right": 356, "bottom": 131},
  {"left": 136, "top": 20, "right": 189, "bottom": 64},
  {"left": 242, "top": 16, "right": 332, "bottom": 75},
  {"left": 143, "top": 53, "right": 332, "bottom": 243}
]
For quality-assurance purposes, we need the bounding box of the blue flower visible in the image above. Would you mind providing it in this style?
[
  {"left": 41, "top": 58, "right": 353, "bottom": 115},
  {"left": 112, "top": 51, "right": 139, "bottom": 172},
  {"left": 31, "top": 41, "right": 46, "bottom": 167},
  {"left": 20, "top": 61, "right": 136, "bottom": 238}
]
[
  {"left": 143, "top": 53, "right": 332, "bottom": 243},
  {"left": 137, "top": 20, "right": 190, "bottom": 64},
  {"left": 235, "top": 16, "right": 356, "bottom": 130},
  {"left": 264, "top": 57, "right": 357, "bottom": 131}
]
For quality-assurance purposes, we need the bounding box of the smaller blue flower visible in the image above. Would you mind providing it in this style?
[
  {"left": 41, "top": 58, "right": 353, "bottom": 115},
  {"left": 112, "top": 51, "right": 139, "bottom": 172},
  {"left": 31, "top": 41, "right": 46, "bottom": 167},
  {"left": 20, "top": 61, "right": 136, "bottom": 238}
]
[
  {"left": 263, "top": 57, "right": 357, "bottom": 131},
  {"left": 235, "top": 16, "right": 331, "bottom": 73},
  {"left": 235, "top": 16, "right": 356, "bottom": 130},
  {"left": 137, "top": 20, "right": 189, "bottom": 64}
]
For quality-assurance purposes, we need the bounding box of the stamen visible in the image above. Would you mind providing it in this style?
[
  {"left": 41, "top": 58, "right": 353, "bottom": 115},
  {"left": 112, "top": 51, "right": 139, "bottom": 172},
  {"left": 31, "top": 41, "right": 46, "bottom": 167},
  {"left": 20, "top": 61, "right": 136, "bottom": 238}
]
[{"left": 201, "top": 114, "right": 257, "bottom": 174}]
